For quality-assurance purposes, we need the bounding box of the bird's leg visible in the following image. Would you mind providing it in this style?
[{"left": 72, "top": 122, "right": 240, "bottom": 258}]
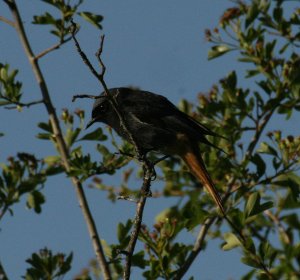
[{"left": 153, "top": 155, "right": 171, "bottom": 165}]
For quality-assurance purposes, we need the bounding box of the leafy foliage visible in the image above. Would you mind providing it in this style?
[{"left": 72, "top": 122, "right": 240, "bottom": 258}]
[
  {"left": 0, "top": 0, "right": 299, "bottom": 279},
  {"left": 32, "top": 0, "right": 103, "bottom": 40},
  {"left": 0, "top": 63, "right": 22, "bottom": 107},
  {"left": 24, "top": 248, "right": 72, "bottom": 280},
  {"left": 0, "top": 153, "right": 47, "bottom": 217}
]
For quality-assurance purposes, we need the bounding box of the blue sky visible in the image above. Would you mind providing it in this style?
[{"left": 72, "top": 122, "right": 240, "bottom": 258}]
[{"left": 0, "top": 1, "right": 298, "bottom": 279}]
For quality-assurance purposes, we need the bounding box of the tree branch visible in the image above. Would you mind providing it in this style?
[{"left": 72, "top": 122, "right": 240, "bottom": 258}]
[
  {"left": 244, "top": 108, "right": 276, "bottom": 161},
  {"left": 4, "top": 1, "right": 111, "bottom": 279},
  {"left": 123, "top": 159, "right": 154, "bottom": 280},
  {"left": 34, "top": 36, "right": 72, "bottom": 60},
  {"left": 70, "top": 21, "right": 155, "bottom": 279}
]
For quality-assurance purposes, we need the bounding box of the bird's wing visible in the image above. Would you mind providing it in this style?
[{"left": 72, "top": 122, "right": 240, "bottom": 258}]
[{"left": 114, "top": 88, "right": 225, "bottom": 148}]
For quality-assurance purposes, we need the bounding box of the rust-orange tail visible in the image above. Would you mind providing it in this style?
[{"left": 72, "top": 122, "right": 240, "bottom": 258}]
[{"left": 181, "top": 149, "right": 225, "bottom": 214}]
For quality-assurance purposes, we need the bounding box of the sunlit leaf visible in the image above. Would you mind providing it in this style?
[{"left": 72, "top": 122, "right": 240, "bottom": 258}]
[
  {"left": 78, "top": 12, "right": 103, "bottom": 29},
  {"left": 208, "top": 45, "right": 232, "bottom": 60},
  {"left": 222, "top": 232, "right": 242, "bottom": 250},
  {"left": 257, "top": 142, "right": 278, "bottom": 157}
]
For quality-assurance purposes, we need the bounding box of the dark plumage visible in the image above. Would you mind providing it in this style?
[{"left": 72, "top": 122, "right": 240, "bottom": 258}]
[{"left": 87, "top": 87, "right": 225, "bottom": 212}]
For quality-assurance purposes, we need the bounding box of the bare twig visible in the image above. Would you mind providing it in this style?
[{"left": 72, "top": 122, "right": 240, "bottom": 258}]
[
  {"left": 3, "top": 98, "right": 44, "bottom": 109},
  {"left": 123, "top": 160, "right": 154, "bottom": 280},
  {"left": 0, "top": 15, "right": 15, "bottom": 27},
  {"left": 4, "top": 1, "right": 111, "bottom": 279},
  {"left": 72, "top": 94, "right": 99, "bottom": 102},
  {"left": 95, "top": 34, "right": 106, "bottom": 76},
  {"left": 70, "top": 21, "right": 144, "bottom": 158},
  {"left": 34, "top": 37, "right": 72, "bottom": 60}
]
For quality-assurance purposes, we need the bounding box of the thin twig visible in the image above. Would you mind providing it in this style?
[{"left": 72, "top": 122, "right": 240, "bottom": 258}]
[
  {"left": 4, "top": 2, "right": 111, "bottom": 279},
  {"left": 95, "top": 34, "right": 106, "bottom": 77},
  {"left": 70, "top": 20, "right": 155, "bottom": 279},
  {"left": 123, "top": 160, "right": 154, "bottom": 280},
  {"left": 0, "top": 15, "right": 15, "bottom": 27},
  {"left": 3, "top": 98, "right": 44, "bottom": 109},
  {"left": 72, "top": 94, "right": 99, "bottom": 102},
  {"left": 244, "top": 108, "right": 276, "bottom": 161},
  {"left": 70, "top": 20, "right": 101, "bottom": 80},
  {"left": 34, "top": 37, "right": 72, "bottom": 60},
  {"left": 70, "top": 21, "right": 144, "bottom": 158},
  {"left": 173, "top": 216, "right": 216, "bottom": 280}
]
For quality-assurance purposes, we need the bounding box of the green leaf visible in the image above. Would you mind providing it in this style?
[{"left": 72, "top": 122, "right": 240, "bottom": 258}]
[
  {"left": 36, "top": 133, "right": 52, "bottom": 140},
  {"left": 273, "top": 6, "right": 283, "bottom": 23},
  {"left": 32, "top": 12, "right": 57, "bottom": 25},
  {"left": 43, "top": 155, "right": 61, "bottom": 165},
  {"left": 79, "top": 128, "right": 107, "bottom": 141},
  {"left": 78, "top": 12, "right": 103, "bottom": 29},
  {"left": 24, "top": 249, "right": 72, "bottom": 279},
  {"left": 241, "top": 269, "right": 256, "bottom": 280},
  {"left": 256, "top": 80, "right": 273, "bottom": 95},
  {"left": 38, "top": 122, "right": 52, "bottom": 132},
  {"left": 245, "top": 1, "right": 259, "bottom": 27},
  {"left": 226, "top": 71, "right": 237, "bottom": 89},
  {"left": 117, "top": 220, "right": 132, "bottom": 244},
  {"left": 245, "top": 69, "right": 260, "bottom": 78},
  {"left": 245, "top": 192, "right": 273, "bottom": 220},
  {"left": 282, "top": 213, "right": 300, "bottom": 230},
  {"left": 222, "top": 232, "right": 242, "bottom": 250},
  {"left": 132, "top": 251, "right": 147, "bottom": 268},
  {"left": 26, "top": 191, "right": 45, "bottom": 213},
  {"left": 208, "top": 45, "right": 232, "bottom": 60},
  {"left": 245, "top": 192, "right": 260, "bottom": 218},
  {"left": 251, "top": 154, "right": 266, "bottom": 178},
  {"left": 66, "top": 128, "right": 81, "bottom": 147},
  {"left": 257, "top": 142, "right": 278, "bottom": 157},
  {"left": 275, "top": 173, "right": 300, "bottom": 205},
  {"left": 241, "top": 256, "right": 261, "bottom": 268},
  {"left": 44, "top": 165, "right": 64, "bottom": 176}
]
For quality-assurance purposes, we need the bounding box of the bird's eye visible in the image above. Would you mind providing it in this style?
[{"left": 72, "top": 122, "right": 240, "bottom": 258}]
[
  {"left": 91, "top": 102, "right": 107, "bottom": 119},
  {"left": 99, "top": 104, "right": 106, "bottom": 112},
  {"left": 97, "top": 102, "right": 108, "bottom": 113}
]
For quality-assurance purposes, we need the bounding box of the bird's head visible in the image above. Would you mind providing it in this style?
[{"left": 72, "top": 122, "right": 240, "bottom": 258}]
[{"left": 86, "top": 95, "right": 112, "bottom": 129}]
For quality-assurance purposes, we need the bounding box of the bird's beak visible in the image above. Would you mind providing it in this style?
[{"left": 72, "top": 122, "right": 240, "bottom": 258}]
[{"left": 86, "top": 118, "right": 97, "bottom": 129}]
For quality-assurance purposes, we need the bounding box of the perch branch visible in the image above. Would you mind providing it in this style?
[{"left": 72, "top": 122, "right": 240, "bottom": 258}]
[{"left": 70, "top": 20, "right": 155, "bottom": 280}]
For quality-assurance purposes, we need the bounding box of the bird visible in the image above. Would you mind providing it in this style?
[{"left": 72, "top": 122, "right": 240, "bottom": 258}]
[{"left": 87, "top": 87, "right": 225, "bottom": 213}]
